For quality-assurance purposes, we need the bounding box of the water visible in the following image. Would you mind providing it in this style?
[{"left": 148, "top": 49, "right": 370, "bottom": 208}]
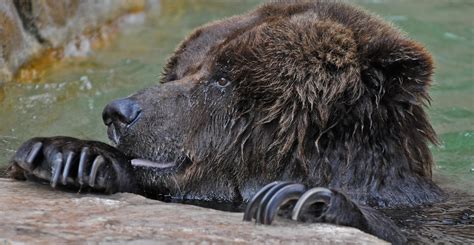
[{"left": 0, "top": 0, "right": 472, "bottom": 195}]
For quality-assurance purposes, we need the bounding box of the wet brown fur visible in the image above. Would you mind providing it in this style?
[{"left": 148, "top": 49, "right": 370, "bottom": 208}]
[
  {"left": 150, "top": 0, "right": 443, "bottom": 208},
  {"left": 8, "top": 1, "right": 456, "bottom": 243}
]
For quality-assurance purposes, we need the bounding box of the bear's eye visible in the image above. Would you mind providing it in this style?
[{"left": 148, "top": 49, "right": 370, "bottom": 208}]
[{"left": 216, "top": 77, "right": 230, "bottom": 87}]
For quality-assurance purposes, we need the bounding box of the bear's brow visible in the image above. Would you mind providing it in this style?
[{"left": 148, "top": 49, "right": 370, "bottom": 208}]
[
  {"left": 161, "top": 1, "right": 334, "bottom": 83},
  {"left": 162, "top": 12, "right": 265, "bottom": 82}
]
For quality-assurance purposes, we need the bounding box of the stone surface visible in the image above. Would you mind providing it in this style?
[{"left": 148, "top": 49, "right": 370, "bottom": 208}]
[
  {"left": 0, "top": 0, "right": 41, "bottom": 82},
  {"left": 27, "top": 0, "right": 149, "bottom": 48},
  {"left": 0, "top": 0, "right": 158, "bottom": 84},
  {"left": 0, "top": 178, "right": 386, "bottom": 244}
]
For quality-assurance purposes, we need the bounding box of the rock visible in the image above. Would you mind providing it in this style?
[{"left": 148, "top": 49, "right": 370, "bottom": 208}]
[
  {"left": 0, "top": 178, "right": 387, "bottom": 244},
  {"left": 20, "top": 0, "right": 150, "bottom": 48},
  {"left": 0, "top": 0, "right": 41, "bottom": 83},
  {"left": 0, "top": 0, "right": 158, "bottom": 84}
]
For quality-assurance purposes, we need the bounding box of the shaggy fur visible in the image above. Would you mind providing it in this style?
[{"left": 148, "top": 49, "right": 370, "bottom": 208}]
[
  {"left": 9, "top": 1, "right": 450, "bottom": 243},
  {"left": 155, "top": 0, "right": 444, "bottom": 207}
]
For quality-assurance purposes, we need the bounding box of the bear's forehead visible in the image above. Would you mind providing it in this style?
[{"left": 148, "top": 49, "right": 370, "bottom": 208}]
[
  {"left": 166, "top": 0, "right": 400, "bottom": 83},
  {"left": 168, "top": 2, "right": 314, "bottom": 80},
  {"left": 169, "top": 5, "right": 316, "bottom": 79},
  {"left": 172, "top": 13, "right": 260, "bottom": 80}
]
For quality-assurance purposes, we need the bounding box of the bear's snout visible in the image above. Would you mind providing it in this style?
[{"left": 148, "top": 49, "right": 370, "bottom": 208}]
[{"left": 102, "top": 98, "right": 142, "bottom": 128}]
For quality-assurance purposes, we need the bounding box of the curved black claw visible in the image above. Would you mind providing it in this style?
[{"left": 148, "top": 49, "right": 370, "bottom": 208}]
[
  {"left": 50, "top": 152, "right": 64, "bottom": 188},
  {"left": 258, "top": 183, "right": 306, "bottom": 224},
  {"left": 25, "top": 142, "right": 43, "bottom": 169},
  {"left": 243, "top": 184, "right": 405, "bottom": 244},
  {"left": 291, "top": 187, "right": 333, "bottom": 222},
  {"left": 255, "top": 182, "right": 295, "bottom": 223},
  {"left": 89, "top": 155, "right": 105, "bottom": 187},
  {"left": 77, "top": 147, "right": 90, "bottom": 186},
  {"left": 61, "top": 151, "right": 75, "bottom": 185},
  {"left": 15, "top": 141, "right": 43, "bottom": 171},
  {"left": 243, "top": 181, "right": 280, "bottom": 221},
  {"left": 243, "top": 181, "right": 306, "bottom": 224},
  {"left": 9, "top": 136, "right": 138, "bottom": 194},
  {"left": 243, "top": 184, "right": 333, "bottom": 224}
]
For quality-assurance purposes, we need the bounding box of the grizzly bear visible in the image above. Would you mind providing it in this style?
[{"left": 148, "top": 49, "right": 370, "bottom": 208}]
[{"left": 8, "top": 0, "right": 456, "bottom": 244}]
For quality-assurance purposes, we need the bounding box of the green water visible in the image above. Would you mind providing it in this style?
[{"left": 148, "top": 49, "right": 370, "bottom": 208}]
[{"left": 0, "top": 0, "right": 472, "bottom": 192}]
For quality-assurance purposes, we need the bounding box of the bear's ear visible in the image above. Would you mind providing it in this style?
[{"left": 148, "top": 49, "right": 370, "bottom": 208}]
[{"left": 362, "top": 38, "right": 434, "bottom": 107}]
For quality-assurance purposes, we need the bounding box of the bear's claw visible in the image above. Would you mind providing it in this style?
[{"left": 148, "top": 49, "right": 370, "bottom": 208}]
[
  {"left": 25, "top": 142, "right": 43, "bottom": 169},
  {"left": 243, "top": 181, "right": 280, "bottom": 221},
  {"left": 244, "top": 183, "right": 407, "bottom": 244},
  {"left": 77, "top": 147, "right": 89, "bottom": 186},
  {"left": 255, "top": 182, "right": 293, "bottom": 224},
  {"left": 10, "top": 137, "right": 137, "bottom": 193},
  {"left": 243, "top": 182, "right": 337, "bottom": 225},
  {"left": 259, "top": 183, "right": 306, "bottom": 224},
  {"left": 50, "top": 152, "right": 63, "bottom": 188},
  {"left": 244, "top": 181, "right": 293, "bottom": 222},
  {"left": 61, "top": 151, "right": 75, "bottom": 185},
  {"left": 291, "top": 187, "right": 332, "bottom": 221},
  {"left": 89, "top": 155, "right": 105, "bottom": 187},
  {"left": 43, "top": 146, "right": 108, "bottom": 189}
]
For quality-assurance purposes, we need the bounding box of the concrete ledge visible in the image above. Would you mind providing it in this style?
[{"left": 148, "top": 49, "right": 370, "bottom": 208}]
[{"left": 0, "top": 178, "right": 386, "bottom": 244}]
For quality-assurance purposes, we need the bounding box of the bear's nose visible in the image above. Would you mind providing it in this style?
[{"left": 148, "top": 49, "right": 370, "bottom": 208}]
[{"left": 102, "top": 98, "right": 142, "bottom": 127}]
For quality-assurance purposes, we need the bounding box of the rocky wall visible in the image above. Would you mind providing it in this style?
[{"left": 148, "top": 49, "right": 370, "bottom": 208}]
[{"left": 0, "top": 0, "right": 157, "bottom": 83}]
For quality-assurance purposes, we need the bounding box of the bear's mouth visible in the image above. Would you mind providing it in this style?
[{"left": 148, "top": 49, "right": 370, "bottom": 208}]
[
  {"left": 130, "top": 158, "right": 177, "bottom": 169},
  {"left": 106, "top": 119, "right": 191, "bottom": 171},
  {"left": 123, "top": 144, "right": 192, "bottom": 172},
  {"left": 129, "top": 155, "right": 192, "bottom": 174}
]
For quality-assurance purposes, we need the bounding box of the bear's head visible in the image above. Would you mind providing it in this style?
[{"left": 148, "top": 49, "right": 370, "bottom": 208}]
[{"left": 103, "top": 1, "right": 439, "bottom": 204}]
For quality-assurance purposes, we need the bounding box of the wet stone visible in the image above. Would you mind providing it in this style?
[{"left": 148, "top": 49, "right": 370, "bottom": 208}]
[
  {"left": 26, "top": 0, "right": 150, "bottom": 47},
  {"left": 0, "top": 178, "right": 386, "bottom": 244},
  {"left": 0, "top": 0, "right": 157, "bottom": 84},
  {"left": 0, "top": 0, "right": 40, "bottom": 82}
]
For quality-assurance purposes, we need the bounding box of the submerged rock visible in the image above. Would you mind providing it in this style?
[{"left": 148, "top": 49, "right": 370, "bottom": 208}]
[{"left": 0, "top": 179, "right": 386, "bottom": 244}]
